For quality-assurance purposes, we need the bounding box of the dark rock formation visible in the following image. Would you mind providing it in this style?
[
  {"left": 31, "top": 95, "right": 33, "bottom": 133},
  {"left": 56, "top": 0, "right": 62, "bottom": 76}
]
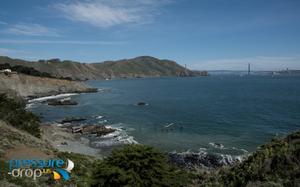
[
  {"left": 61, "top": 117, "right": 87, "bottom": 123},
  {"left": 47, "top": 99, "right": 78, "bottom": 106},
  {"left": 71, "top": 124, "right": 115, "bottom": 137},
  {"left": 137, "top": 102, "right": 148, "bottom": 106}
]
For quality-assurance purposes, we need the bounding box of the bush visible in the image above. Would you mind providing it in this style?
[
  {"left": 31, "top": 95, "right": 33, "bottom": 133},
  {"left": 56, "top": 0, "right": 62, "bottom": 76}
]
[
  {"left": 92, "top": 144, "right": 190, "bottom": 187},
  {"left": 195, "top": 131, "right": 300, "bottom": 186},
  {"left": 0, "top": 94, "right": 40, "bottom": 137}
]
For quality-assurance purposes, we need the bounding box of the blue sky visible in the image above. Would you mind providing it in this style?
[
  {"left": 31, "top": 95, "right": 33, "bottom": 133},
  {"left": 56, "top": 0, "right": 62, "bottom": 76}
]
[{"left": 0, "top": 0, "right": 299, "bottom": 70}]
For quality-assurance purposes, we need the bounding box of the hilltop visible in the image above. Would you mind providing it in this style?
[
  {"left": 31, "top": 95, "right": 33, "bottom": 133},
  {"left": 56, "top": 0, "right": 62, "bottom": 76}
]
[{"left": 0, "top": 56, "right": 208, "bottom": 80}]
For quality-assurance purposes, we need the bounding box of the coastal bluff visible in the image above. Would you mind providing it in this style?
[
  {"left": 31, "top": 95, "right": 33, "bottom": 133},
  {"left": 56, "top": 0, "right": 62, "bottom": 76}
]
[{"left": 0, "top": 73, "right": 96, "bottom": 98}]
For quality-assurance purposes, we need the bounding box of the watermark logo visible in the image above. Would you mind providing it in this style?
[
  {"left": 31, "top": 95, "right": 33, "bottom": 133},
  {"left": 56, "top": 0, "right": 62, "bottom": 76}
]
[{"left": 7, "top": 159, "right": 74, "bottom": 181}]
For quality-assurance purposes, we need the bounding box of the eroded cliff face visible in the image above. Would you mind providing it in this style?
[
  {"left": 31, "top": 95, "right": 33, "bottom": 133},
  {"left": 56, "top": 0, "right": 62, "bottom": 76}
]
[{"left": 0, "top": 73, "right": 96, "bottom": 98}]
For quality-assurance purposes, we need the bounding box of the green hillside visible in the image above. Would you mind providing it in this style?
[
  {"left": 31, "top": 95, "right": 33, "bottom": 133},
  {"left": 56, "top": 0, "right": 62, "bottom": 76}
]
[{"left": 0, "top": 56, "right": 208, "bottom": 80}]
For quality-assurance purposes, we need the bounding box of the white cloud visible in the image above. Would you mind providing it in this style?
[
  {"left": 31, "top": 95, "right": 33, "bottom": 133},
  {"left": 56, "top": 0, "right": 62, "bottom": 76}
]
[
  {"left": 0, "top": 48, "right": 29, "bottom": 56},
  {"left": 192, "top": 56, "right": 300, "bottom": 71},
  {"left": 0, "top": 39, "right": 124, "bottom": 45},
  {"left": 54, "top": 0, "right": 170, "bottom": 28},
  {"left": 0, "top": 21, "right": 7, "bottom": 25},
  {"left": 6, "top": 23, "right": 59, "bottom": 36},
  {"left": 0, "top": 48, "right": 42, "bottom": 60}
]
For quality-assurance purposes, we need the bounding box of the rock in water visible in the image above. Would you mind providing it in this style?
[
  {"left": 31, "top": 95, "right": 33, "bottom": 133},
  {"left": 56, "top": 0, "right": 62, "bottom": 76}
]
[
  {"left": 61, "top": 117, "right": 87, "bottom": 123},
  {"left": 137, "top": 102, "right": 147, "bottom": 106},
  {"left": 79, "top": 125, "right": 115, "bottom": 136},
  {"left": 47, "top": 99, "right": 78, "bottom": 106}
]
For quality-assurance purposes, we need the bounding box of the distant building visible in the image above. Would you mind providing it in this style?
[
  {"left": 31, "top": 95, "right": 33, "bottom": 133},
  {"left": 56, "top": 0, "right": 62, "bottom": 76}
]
[
  {"left": 0, "top": 68, "right": 17, "bottom": 76},
  {"left": 1, "top": 69, "right": 12, "bottom": 73}
]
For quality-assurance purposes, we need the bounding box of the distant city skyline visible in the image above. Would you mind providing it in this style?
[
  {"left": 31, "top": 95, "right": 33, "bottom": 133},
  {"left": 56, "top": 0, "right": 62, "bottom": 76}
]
[{"left": 0, "top": 0, "right": 299, "bottom": 70}]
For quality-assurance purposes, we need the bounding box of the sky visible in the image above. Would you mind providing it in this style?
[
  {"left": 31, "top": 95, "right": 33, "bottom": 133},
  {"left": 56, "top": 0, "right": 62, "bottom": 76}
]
[{"left": 0, "top": 0, "right": 300, "bottom": 70}]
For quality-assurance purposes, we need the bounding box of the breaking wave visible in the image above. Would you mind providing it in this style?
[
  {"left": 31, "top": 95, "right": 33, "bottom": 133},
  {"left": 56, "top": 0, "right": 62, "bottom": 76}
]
[{"left": 90, "top": 124, "right": 138, "bottom": 148}]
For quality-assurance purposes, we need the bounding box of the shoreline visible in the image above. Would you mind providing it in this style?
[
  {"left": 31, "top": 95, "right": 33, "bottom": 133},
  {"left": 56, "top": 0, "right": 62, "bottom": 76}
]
[
  {"left": 28, "top": 91, "right": 247, "bottom": 170},
  {"left": 27, "top": 93, "right": 79, "bottom": 103},
  {"left": 41, "top": 122, "right": 103, "bottom": 158},
  {"left": 40, "top": 121, "right": 139, "bottom": 159},
  {"left": 25, "top": 88, "right": 97, "bottom": 101},
  {"left": 40, "top": 122, "right": 247, "bottom": 170}
]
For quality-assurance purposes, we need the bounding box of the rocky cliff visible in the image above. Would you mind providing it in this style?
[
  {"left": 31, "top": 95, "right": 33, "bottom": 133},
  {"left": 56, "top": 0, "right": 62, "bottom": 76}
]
[{"left": 0, "top": 73, "right": 96, "bottom": 98}]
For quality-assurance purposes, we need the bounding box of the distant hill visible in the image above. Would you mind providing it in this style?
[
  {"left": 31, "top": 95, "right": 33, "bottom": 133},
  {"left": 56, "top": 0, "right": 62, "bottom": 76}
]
[
  {"left": 274, "top": 70, "right": 300, "bottom": 76},
  {"left": 0, "top": 56, "right": 208, "bottom": 80}
]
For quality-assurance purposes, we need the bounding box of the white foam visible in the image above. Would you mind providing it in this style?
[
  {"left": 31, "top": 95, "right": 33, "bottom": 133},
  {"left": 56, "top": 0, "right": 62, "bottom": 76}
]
[
  {"left": 98, "top": 120, "right": 108, "bottom": 124},
  {"left": 209, "top": 142, "right": 225, "bottom": 149},
  {"left": 25, "top": 103, "right": 35, "bottom": 109},
  {"left": 28, "top": 93, "right": 78, "bottom": 103},
  {"left": 102, "top": 130, "right": 121, "bottom": 138},
  {"left": 91, "top": 124, "right": 138, "bottom": 148},
  {"left": 96, "top": 115, "right": 104, "bottom": 119},
  {"left": 118, "top": 136, "right": 138, "bottom": 144},
  {"left": 219, "top": 154, "right": 245, "bottom": 165},
  {"left": 170, "top": 149, "right": 247, "bottom": 169},
  {"left": 97, "top": 88, "right": 111, "bottom": 93}
]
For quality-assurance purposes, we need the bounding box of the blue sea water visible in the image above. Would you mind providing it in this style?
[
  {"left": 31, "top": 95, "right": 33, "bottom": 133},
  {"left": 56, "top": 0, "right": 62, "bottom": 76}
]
[{"left": 29, "top": 75, "right": 300, "bottom": 156}]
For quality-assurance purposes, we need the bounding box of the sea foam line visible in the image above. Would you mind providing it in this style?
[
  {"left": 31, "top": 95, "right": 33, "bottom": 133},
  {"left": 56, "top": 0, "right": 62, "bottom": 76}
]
[{"left": 28, "top": 93, "right": 79, "bottom": 103}]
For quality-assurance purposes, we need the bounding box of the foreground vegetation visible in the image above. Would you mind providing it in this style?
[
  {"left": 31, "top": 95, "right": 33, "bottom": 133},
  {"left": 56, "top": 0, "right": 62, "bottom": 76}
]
[
  {"left": 0, "top": 93, "right": 40, "bottom": 137},
  {"left": 92, "top": 145, "right": 190, "bottom": 187},
  {"left": 195, "top": 131, "right": 300, "bottom": 186}
]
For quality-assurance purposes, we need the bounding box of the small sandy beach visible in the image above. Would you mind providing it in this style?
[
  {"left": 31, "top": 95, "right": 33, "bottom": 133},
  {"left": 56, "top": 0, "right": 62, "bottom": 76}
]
[{"left": 41, "top": 123, "right": 103, "bottom": 158}]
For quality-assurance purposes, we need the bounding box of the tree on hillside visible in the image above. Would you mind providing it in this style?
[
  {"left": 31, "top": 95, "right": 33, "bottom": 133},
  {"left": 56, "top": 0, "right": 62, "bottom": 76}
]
[{"left": 92, "top": 144, "right": 189, "bottom": 187}]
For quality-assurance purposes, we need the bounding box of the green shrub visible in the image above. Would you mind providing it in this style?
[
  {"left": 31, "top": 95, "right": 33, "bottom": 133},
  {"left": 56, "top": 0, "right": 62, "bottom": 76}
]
[
  {"left": 0, "top": 94, "right": 40, "bottom": 137},
  {"left": 196, "top": 131, "right": 300, "bottom": 187},
  {"left": 92, "top": 144, "right": 190, "bottom": 187}
]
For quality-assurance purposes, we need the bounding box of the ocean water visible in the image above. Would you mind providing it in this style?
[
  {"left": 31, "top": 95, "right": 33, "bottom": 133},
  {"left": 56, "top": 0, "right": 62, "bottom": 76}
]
[{"left": 28, "top": 75, "right": 300, "bottom": 157}]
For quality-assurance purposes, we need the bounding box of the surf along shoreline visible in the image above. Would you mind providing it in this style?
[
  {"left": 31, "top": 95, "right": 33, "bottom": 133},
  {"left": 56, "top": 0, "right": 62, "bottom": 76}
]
[
  {"left": 26, "top": 91, "right": 249, "bottom": 170},
  {"left": 26, "top": 92, "right": 140, "bottom": 159}
]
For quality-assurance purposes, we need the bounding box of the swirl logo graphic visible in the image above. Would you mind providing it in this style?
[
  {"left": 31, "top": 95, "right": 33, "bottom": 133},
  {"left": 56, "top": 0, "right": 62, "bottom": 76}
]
[
  {"left": 53, "top": 159, "right": 74, "bottom": 180},
  {"left": 8, "top": 158, "right": 75, "bottom": 181}
]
